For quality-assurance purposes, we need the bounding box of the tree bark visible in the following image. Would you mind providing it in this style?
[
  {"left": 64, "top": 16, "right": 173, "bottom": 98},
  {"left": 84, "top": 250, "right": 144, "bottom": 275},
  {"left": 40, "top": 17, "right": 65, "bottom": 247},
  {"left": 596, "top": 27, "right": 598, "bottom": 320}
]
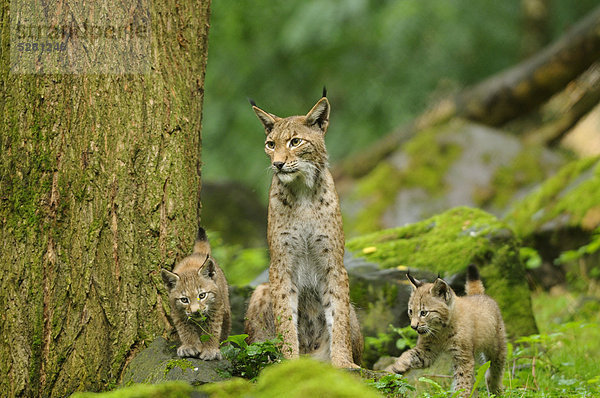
[{"left": 0, "top": 1, "right": 211, "bottom": 396}]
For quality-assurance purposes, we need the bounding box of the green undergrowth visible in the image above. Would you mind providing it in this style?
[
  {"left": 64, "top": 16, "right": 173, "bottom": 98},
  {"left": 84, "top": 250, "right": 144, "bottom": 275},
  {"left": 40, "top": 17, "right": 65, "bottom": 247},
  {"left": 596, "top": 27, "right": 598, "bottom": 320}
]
[
  {"left": 71, "top": 381, "right": 195, "bottom": 398},
  {"left": 219, "top": 334, "right": 283, "bottom": 380},
  {"left": 200, "top": 357, "right": 382, "bottom": 398}
]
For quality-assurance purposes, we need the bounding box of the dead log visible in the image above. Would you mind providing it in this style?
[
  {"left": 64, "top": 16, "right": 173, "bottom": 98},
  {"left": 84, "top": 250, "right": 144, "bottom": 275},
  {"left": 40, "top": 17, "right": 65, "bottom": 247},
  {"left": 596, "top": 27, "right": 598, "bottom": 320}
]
[{"left": 454, "top": 5, "right": 600, "bottom": 126}]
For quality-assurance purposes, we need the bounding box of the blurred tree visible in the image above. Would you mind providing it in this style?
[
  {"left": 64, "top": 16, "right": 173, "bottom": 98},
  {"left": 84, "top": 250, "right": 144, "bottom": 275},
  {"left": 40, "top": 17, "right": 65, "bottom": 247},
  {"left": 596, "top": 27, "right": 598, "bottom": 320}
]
[{"left": 0, "top": 1, "right": 210, "bottom": 396}]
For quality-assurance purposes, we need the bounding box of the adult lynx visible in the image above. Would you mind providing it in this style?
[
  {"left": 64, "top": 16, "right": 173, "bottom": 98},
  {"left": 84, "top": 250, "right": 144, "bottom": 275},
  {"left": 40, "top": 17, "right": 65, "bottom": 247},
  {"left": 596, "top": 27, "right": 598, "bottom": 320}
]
[{"left": 244, "top": 90, "right": 363, "bottom": 368}]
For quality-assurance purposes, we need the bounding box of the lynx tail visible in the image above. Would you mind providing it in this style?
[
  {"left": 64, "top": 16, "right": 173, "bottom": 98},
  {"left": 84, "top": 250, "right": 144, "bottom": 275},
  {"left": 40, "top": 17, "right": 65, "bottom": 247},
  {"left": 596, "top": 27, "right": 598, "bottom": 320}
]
[
  {"left": 193, "top": 227, "right": 212, "bottom": 256},
  {"left": 465, "top": 264, "right": 485, "bottom": 295}
]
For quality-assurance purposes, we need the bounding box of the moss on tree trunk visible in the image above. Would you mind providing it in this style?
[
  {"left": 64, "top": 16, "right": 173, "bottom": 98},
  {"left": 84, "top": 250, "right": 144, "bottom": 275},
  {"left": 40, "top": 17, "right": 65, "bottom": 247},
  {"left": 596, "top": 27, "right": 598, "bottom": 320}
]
[{"left": 0, "top": 1, "right": 211, "bottom": 396}]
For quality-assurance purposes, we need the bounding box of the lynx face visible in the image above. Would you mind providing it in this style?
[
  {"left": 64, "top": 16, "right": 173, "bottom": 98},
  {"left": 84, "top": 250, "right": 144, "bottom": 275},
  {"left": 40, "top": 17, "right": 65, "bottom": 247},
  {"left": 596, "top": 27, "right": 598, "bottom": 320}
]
[
  {"left": 162, "top": 255, "right": 220, "bottom": 324},
  {"left": 407, "top": 278, "right": 454, "bottom": 336},
  {"left": 253, "top": 98, "right": 330, "bottom": 189},
  {"left": 170, "top": 275, "right": 218, "bottom": 322}
]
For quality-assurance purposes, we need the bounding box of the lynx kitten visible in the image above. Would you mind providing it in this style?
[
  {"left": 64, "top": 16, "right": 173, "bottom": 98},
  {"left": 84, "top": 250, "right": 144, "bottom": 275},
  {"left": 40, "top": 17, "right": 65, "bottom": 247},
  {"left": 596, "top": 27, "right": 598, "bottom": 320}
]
[
  {"left": 244, "top": 89, "right": 363, "bottom": 368},
  {"left": 161, "top": 228, "right": 231, "bottom": 360},
  {"left": 386, "top": 265, "right": 506, "bottom": 397}
]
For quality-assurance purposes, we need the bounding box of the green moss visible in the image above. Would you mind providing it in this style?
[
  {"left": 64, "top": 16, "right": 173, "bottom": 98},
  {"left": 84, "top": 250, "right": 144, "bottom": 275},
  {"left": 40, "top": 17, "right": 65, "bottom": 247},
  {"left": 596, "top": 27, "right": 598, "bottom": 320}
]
[
  {"left": 505, "top": 157, "right": 600, "bottom": 237},
  {"left": 349, "top": 123, "right": 462, "bottom": 234},
  {"left": 71, "top": 381, "right": 194, "bottom": 398},
  {"left": 254, "top": 358, "right": 380, "bottom": 398},
  {"left": 347, "top": 207, "right": 537, "bottom": 337},
  {"left": 163, "top": 359, "right": 195, "bottom": 376},
  {"left": 198, "top": 377, "right": 252, "bottom": 398},
  {"left": 200, "top": 358, "right": 381, "bottom": 398},
  {"left": 353, "top": 163, "right": 404, "bottom": 234},
  {"left": 481, "top": 145, "right": 551, "bottom": 209}
]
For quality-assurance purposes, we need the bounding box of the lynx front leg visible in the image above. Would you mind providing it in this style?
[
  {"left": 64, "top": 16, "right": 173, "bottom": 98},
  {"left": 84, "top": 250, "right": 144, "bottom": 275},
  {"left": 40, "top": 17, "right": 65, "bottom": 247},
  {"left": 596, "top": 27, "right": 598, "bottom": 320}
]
[
  {"left": 269, "top": 264, "right": 299, "bottom": 359},
  {"left": 324, "top": 269, "right": 357, "bottom": 368},
  {"left": 198, "top": 311, "right": 225, "bottom": 360},
  {"left": 452, "top": 355, "right": 475, "bottom": 398},
  {"left": 385, "top": 343, "right": 438, "bottom": 374}
]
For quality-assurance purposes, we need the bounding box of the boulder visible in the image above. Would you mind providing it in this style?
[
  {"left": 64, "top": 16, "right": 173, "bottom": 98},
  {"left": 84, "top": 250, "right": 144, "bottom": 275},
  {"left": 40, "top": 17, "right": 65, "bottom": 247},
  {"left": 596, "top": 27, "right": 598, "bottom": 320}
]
[
  {"left": 505, "top": 156, "right": 600, "bottom": 239},
  {"left": 341, "top": 119, "right": 567, "bottom": 235},
  {"left": 120, "top": 337, "right": 230, "bottom": 386},
  {"left": 346, "top": 206, "right": 537, "bottom": 366},
  {"left": 504, "top": 156, "right": 600, "bottom": 288}
]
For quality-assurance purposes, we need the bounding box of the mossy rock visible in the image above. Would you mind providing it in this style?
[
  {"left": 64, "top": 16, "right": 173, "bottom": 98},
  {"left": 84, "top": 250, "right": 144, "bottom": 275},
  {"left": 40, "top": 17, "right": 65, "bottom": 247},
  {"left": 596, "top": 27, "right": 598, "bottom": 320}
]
[
  {"left": 341, "top": 119, "right": 568, "bottom": 236},
  {"left": 505, "top": 156, "right": 600, "bottom": 240},
  {"left": 346, "top": 206, "right": 538, "bottom": 344},
  {"left": 120, "top": 337, "right": 230, "bottom": 387}
]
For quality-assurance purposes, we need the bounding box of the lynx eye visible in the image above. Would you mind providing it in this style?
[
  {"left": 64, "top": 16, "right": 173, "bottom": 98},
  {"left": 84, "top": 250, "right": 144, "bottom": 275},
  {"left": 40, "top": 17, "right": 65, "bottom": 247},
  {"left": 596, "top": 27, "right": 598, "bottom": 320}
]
[
  {"left": 289, "top": 137, "right": 303, "bottom": 148},
  {"left": 265, "top": 141, "right": 275, "bottom": 150},
  {"left": 179, "top": 297, "right": 190, "bottom": 304},
  {"left": 419, "top": 310, "right": 428, "bottom": 317},
  {"left": 408, "top": 309, "right": 413, "bottom": 316},
  {"left": 198, "top": 292, "right": 207, "bottom": 300}
]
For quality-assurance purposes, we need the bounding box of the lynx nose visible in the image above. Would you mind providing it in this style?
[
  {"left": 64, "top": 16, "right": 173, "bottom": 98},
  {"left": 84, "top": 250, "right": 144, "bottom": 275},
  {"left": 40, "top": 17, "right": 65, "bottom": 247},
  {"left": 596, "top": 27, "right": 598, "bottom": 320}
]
[
  {"left": 411, "top": 324, "right": 418, "bottom": 331},
  {"left": 273, "top": 161, "right": 285, "bottom": 170}
]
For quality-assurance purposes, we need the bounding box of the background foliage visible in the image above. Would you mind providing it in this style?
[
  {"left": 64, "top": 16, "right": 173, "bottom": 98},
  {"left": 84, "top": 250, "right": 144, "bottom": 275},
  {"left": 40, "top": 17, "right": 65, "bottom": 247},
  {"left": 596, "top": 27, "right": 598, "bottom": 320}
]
[{"left": 202, "top": 0, "right": 597, "bottom": 198}]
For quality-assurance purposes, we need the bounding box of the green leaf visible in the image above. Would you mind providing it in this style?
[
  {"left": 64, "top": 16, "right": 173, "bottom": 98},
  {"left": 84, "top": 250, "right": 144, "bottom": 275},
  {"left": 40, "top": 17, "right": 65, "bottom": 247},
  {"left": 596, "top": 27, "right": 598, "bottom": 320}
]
[
  {"left": 418, "top": 376, "right": 444, "bottom": 392},
  {"left": 223, "top": 334, "right": 249, "bottom": 349},
  {"left": 470, "top": 361, "right": 490, "bottom": 398}
]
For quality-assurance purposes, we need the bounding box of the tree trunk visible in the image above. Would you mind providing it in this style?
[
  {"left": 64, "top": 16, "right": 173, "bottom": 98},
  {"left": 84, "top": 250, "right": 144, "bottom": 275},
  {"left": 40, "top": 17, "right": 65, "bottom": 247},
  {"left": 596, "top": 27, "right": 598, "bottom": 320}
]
[{"left": 0, "top": 0, "right": 211, "bottom": 396}]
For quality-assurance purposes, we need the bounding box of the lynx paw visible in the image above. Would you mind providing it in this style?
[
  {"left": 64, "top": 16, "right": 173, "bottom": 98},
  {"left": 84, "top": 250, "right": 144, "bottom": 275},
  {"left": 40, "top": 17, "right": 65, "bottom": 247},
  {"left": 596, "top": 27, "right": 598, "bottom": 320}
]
[
  {"left": 198, "top": 347, "right": 222, "bottom": 360},
  {"left": 331, "top": 358, "right": 360, "bottom": 369},
  {"left": 384, "top": 361, "right": 409, "bottom": 374},
  {"left": 177, "top": 344, "right": 201, "bottom": 358}
]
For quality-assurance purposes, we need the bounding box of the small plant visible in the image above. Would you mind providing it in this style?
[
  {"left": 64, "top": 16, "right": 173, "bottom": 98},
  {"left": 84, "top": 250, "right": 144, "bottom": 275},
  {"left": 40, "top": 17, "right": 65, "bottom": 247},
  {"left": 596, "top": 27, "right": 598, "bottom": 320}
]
[
  {"left": 220, "top": 334, "right": 283, "bottom": 380},
  {"left": 364, "top": 324, "right": 418, "bottom": 366},
  {"left": 391, "top": 324, "right": 418, "bottom": 351},
  {"left": 366, "top": 373, "right": 415, "bottom": 397},
  {"left": 187, "top": 314, "right": 212, "bottom": 342}
]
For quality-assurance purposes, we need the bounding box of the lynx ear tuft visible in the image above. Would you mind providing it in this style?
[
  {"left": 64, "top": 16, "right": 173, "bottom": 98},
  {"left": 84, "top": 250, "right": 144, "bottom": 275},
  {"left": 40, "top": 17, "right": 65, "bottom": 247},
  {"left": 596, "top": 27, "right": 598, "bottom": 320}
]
[
  {"left": 322, "top": 86, "right": 327, "bottom": 98},
  {"left": 161, "top": 269, "right": 179, "bottom": 291},
  {"left": 305, "top": 97, "right": 330, "bottom": 133},
  {"left": 199, "top": 254, "right": 216, "bottom": 279},
  {"left": 406, "top": 272, "right": 423, "bottom": 288},
  {"left": 431, "top": 278, "right": 452, "bottom": 302},
  {"left": 252, "top": 104, "right": 278, "bottom": 134}
]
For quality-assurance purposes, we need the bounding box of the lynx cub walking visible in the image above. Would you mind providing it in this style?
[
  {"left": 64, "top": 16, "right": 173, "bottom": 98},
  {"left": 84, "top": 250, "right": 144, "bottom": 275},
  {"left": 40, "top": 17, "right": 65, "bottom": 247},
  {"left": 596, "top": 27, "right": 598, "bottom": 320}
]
[
  {"left": 161, "top": 228, "right": 231, "bottom": 360},
  {"left": 245, "top": 90, "right": 363, "bottom": 367},
  {"left": 386, "top": 265, "right": 506, "bottom": 397}
]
